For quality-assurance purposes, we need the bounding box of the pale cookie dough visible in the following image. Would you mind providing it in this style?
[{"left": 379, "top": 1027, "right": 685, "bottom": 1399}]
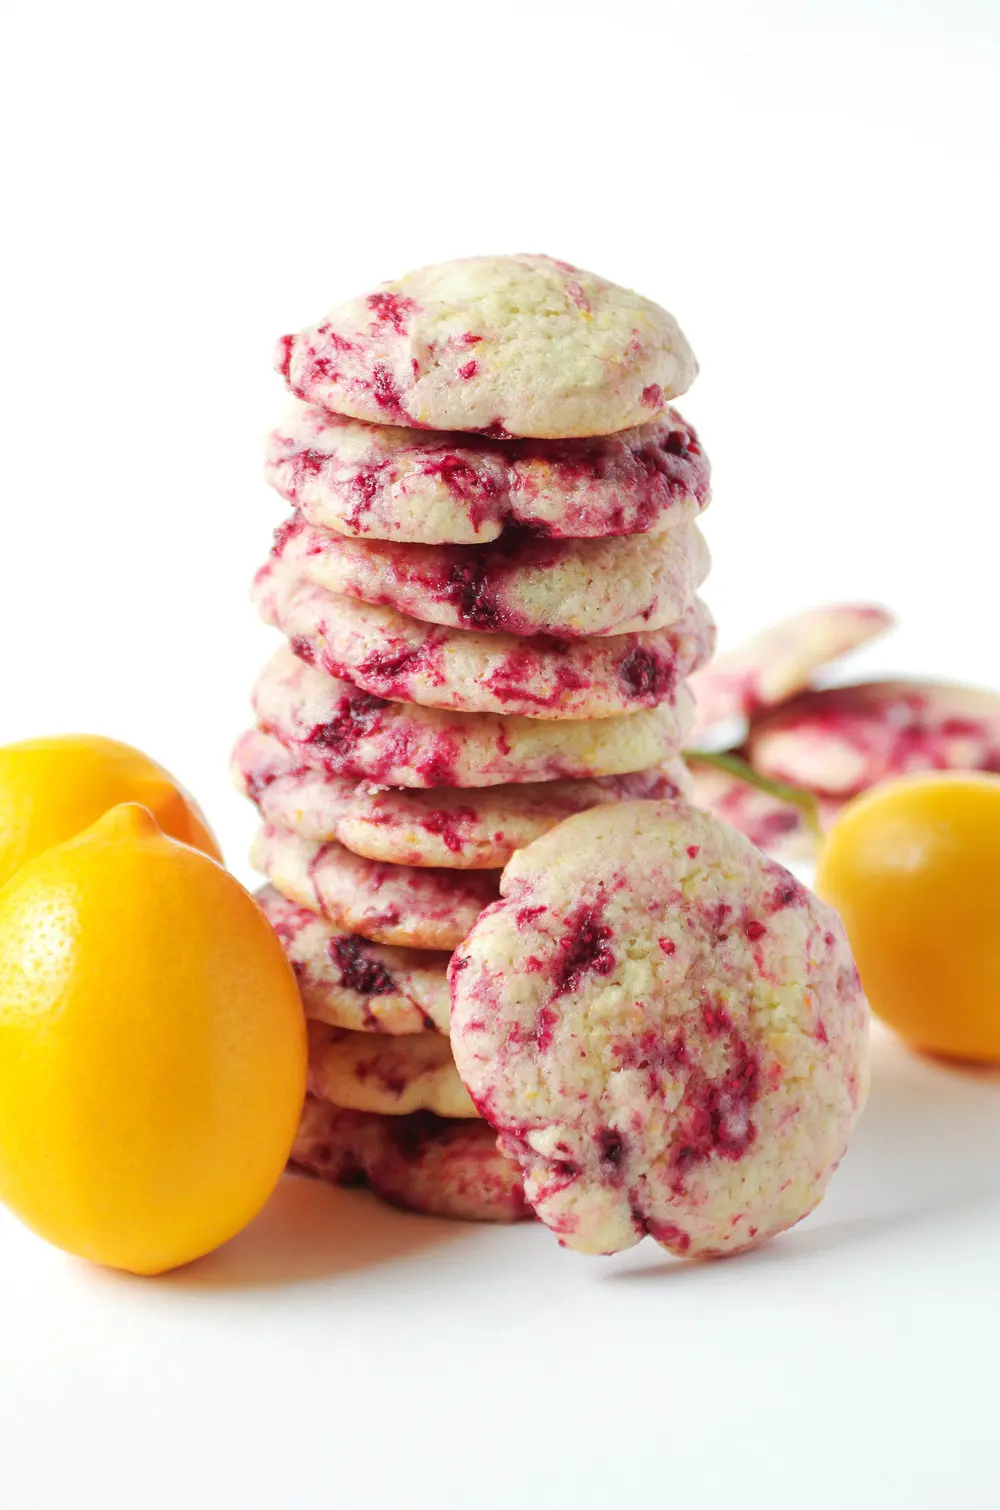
[
  {"left": 257, "top": 886, "right": 450, "bottom": 1034},
  {"left": 271, "top": 514, "right": 710, "bottom": 639},
  {"left": 254, "top": 560, "right": 714, "bottom": 721},
  {"left": 252, "top": 647, "right": 694, "bottom": 788},
  {"left": 450, "top": 801, "right": 869, "bottom": 1258},
  {"left": 251, "top": 824, "right": 498, "bottom": 950},
  {"left": 690, "top": 604, "right": 894, "bottom": 737},
  {"left": 275, "top": 253, "right": 697, "bottom": 439},
  {"left": 290, "top": 1094, "right": 531, "bottom": 1223},
  {"left": 307, "top": 1022, "right": 478, "bottom": 1119},
  {"left": 747, "top": 680, "right": 1000, "bottom": 796},
  {"left": 265, "top": 402, "right": 710, "bottom": 545},
  {"left": 235, "top": 727, "right": 691, "bottom": 870}
]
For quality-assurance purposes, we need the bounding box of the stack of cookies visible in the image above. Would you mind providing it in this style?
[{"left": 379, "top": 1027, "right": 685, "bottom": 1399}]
[{"left": 232, "top": 254, "right": 714, "bottom": 1222}]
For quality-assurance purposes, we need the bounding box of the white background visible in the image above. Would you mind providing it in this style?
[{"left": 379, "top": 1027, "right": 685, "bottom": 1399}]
[{"left": 2, "top": 2, "right": 999, "bottom": 1506}]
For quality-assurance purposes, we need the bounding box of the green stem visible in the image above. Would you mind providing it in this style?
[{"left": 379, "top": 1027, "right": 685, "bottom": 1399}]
[{"left": 683, "top": 749, "right": 824, "bottom": 844}]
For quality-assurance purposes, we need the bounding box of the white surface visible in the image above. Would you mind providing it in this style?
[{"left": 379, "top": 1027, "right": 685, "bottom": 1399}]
[
  {"left": 2, "top": 2, "right": 1000, "bottom": 1507},
  {"left": 4, "top": 1028, "right": 1000, "bottom": 1510}
]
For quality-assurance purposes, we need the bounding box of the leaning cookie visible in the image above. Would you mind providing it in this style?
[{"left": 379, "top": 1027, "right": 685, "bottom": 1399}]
[
  {"left": 275, "top": 253, "right": 697, "bottom": 438},
  {"left": 254, "top": 560, "right": 714, "bottom": 721},
  {"left": 450, "top": 801, "right": 869, "bottom": 1258},
  {"left": 251, "top": 824, "right": 498, "bottom": 950},
  {"left": 252, "top": 647, "right": 694, "bottom": 789},
  {"left": 271, "top": 515, "right": 710, "bottom": 639},
  {"left": 746, "top": 679, "right": 1000, "bottom": 795},
  {"left": 307, "top": 1022, "right": 478, "bottom": 1119},
  {"left": 256, "top": 886, "right": 451, "bottom": 1034},
  {"left": 690, "top": 604, "right": 894, "bottom": 738},
  {"left": 266, "top": 404, "right": 709, "bottom": 546},
  {"left": 235, "top": 728, "right": 691, "bottom": 870},
  {"left": 290, "top": 1094, "right": 531, "bottom": 1224}
]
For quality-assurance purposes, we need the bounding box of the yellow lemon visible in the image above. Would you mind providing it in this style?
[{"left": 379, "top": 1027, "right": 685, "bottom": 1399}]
[
  {"left": 0, "top": 733, "right": 222, "bottom": 891},
  {"left": 0, "top": 804, "right": 307, "bottom": 1274},
  {"left": 816, "top": 772, "right": 1000, "bottom": 1062}
]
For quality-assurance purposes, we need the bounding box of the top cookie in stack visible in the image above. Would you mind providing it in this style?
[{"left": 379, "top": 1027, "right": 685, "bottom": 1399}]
[
  {"left": 234, "top": 254, "right": 715, "bottom": 1224},
  {"left": 275, "top": 251, "right": 699, "bottom": 443}
]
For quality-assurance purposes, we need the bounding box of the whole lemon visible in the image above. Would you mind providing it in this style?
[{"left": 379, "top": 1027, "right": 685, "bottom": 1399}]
[
  {"left": 0, "top": 804, "right": 307, "bottom": 1274},
  {"left": 0, "top": 734, "right": 222, "bottom": 891},
  {"left": 815, "top": 772, "right": 1000, "bottom": 1063}
]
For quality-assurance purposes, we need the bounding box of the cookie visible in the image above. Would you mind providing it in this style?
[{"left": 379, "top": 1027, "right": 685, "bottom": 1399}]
[
  {"left": 251, "top": 824, "right": 498, "bottom": 949},
  {"left": 307, "top": 1022, "right": 477, "bottom": 1118},
  {"left": 289, "top": 1095, "right": 364, "bottom": 1186},
  {"left": 450, "top": 801, "right": 869, "bottom": 1258},
  {"left": 271, "top": 514, "right": 710, "bottom": 639},
  {"left": 747, "top": 680, "right": 1000, "bottom": 796},
  {"left": 290, "top": 1094, "right": 531, "bottom": 1223},
  {"left": 256, "top": 886, "right": 450, "bottom": 1034},
  {"left": 686, "top": 759, "right": 840, "bottom": 861},
  {"left": 235, "top": 727, "right": 691, "bottom": 870},
  {"left": 275, "top": 253, "right": 697, "bottom": 438},
  {"left": 265, "top": 403, "right": 709, "bottom": 546},
  {"left": 689, "top": 604, "right": 894, "bottom": 736},
  {"left": 254, "top": 560, "right": 715, "bottom": 721},
  {"left": 253, "top": 646, "right": 693, "bottom": 788}
]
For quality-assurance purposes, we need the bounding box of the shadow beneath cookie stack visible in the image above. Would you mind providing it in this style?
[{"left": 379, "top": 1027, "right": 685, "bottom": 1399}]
[{"left": 160, "top": 1172, "right": 467, "bottom": 1291}]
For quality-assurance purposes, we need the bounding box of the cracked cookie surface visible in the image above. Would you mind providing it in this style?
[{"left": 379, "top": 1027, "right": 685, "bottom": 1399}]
[
  {"left": 235, "top": 728, "right": 690, "bottom": 869},
  {"left": 272, "top": 513, "right": 709, "bottom": 639},
  {"left": 747, "top": 680, "right": 1000, "bottom": 795},
  {"left": 450, "top": 800, "right": 869, "bottom": 1257},
  {"left": 257, "top": 886, "right": 450, "bottom": 1034},
  {"left": 254, "top": 559, "right": 714, "bottom": 721},
  {"left": 251, "top": 824, "right": 498, "bottom": 949},
  {"left": 290, "top": 1094, "right": 530, "bottom": 1223},
  {"left": 252, "top": 647, "right": 694, "bottom": 789},
  {"left": 307, "top": 1022, "right": 477, "bottom": 1119},
  {"left": 265, "top": 401, "right": 709, "bottom": 546},
  {"left": 275, "top": 253, "right": 697, "bottom": 439}
]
